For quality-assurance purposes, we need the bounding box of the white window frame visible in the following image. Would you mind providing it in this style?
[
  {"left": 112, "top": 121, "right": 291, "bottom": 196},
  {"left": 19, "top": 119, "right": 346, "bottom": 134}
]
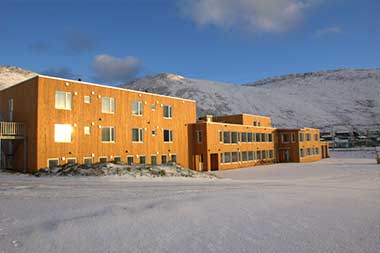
[
  {"left": 163, "top": 105, "right": 173, "bottom": 118},
  {"left": 84, "top": 126, "right": 91, "bottom": 135},
  {"left": 132, "top": 128, "right": 144, "bottom": 143},
  {"left": 55, "top": 91, "right": 72, "bottom": 110},
  {"left": 84, "top": 95, "right": 91, "bottom": 104},
  {"left": 83, "top": 157, "right": 93, "bottom": 165},
  {"left": 47, "top": 158, "right": 60, "bottom": 168},
  {"left": 99, "top": 156, "right": 108, "bottom": 163},
  {"left": 101, "top": 126, "right": 116, "bottom": 143},
  {"left": 163, "top": 129, "right": 173, "bottom": 143},
  {"left": 102, "top": 97, "right": 115, "bottom": 114},
  {"left": 132, "top": 101, "right": 143, "bottom": 116},
  {"left": 54, "top": 124, "right": 72, "bottom": 143}
]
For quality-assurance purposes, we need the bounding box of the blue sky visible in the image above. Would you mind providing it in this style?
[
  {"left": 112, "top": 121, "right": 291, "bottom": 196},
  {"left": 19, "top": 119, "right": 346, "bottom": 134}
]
[{"left": 0, "top": 0, "right": 379, "bottom": 85}]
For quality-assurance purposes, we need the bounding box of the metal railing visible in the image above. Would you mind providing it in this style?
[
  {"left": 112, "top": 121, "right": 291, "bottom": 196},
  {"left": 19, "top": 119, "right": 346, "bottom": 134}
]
[{"left": 0, "top": 122, "right": 25, "bottom": 137}]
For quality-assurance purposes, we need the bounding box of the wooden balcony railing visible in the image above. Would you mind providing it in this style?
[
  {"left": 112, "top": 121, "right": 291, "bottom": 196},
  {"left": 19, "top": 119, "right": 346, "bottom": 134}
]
[{"left": 0, "top": 122, "right": 25, "bottom": 138}]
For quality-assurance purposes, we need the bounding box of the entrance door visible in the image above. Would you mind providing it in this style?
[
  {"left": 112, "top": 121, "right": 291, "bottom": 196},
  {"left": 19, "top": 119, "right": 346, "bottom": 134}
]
[
  {"left": 279, "top": 149, "right": 291, "bottom": 162},
  {"left": 210, "top": 153, "right": 219, "bottom": 171}
]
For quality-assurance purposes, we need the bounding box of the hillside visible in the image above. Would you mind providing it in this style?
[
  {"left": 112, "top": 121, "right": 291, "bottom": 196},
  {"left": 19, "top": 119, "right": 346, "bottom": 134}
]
[
  {"left": 124, "top": 69, "right": 380, "bottom": 130},
  {"left": 0, "top": 66, "right": 37, "bottom": 90}
]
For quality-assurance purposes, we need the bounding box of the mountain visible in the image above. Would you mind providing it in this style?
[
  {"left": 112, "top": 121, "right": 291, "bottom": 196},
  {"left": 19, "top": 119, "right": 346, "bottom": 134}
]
[
  {"left": 123, "top": 69, "right": 380, "bottom": 131},
  {"left": 0, "top": 66, "right": 37, "bottom": 90}
]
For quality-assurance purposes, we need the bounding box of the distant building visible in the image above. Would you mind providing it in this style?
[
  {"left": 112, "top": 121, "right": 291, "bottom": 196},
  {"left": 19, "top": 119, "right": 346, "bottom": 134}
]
[{"left": 0, "top": 75, "right": 328, "bottom": 172}]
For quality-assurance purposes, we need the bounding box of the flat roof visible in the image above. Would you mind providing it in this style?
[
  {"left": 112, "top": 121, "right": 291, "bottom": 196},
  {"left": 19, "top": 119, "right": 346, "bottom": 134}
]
[
  {"left": 212, "top": 113, "right": 271, "bottom": 119},
  {"left": 193, "top": 121, "right": 276, "bottom": 129}
]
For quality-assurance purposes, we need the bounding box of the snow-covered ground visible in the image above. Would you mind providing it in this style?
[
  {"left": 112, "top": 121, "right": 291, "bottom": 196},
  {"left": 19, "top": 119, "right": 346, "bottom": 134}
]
[{"left": 0, "top": 153, "right": 379, "bottom": 253}]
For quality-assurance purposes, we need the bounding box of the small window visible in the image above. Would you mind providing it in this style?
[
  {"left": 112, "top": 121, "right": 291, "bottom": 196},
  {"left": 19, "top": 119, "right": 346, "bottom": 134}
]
[
  {"left": 84, "top": 126, "right": 91, "bottom": 135},
  {"left": 48, "top": 158, "right": 59, "bottom": 169},
  {"left": 306, "top": 133, "right": 311, "bottom": 141},
  {"left": 231, "top": 132, "right": 238, "bottom": 143},
  {"left": 256, "top": 133, "right": 261, "bottom": 142},
  {"left": 257, "top": 150, "right": 262, "bottom": 160},
  {"left": 102, "top": 97, "right": 115, "bottom": 113},
  {"left": 291, "top": 133, "right": 296, "bottom": 143},
  {"left": 223, "top": 132, "right": 231, "bottom": 144},
  {"left": 151, "top": 155, "right": 157, "bottom": 165},
  {"left": 196, "top": 130, "right": 202, "bottom": 144},
  {"left": 161, "top": 155, "right": 167, "bottom": 164},
  {"left": 242, "top": 151, "right": 248, "bottom": 161},
  {"left": 132, "top": 128, "right": 144, "bottom": 142},
  {"left": 139, "top": 156, "right": 146, "bottom": 164},
  {"left": 114, "top": 156, "right": 122, "bottom": 163},
  {"left": 84, "top": 157, "right": 93, "bottom": 166},
  {"left": 67, "top": 158, "right": 77, "bottom": 165},
  {"left": 55, "top": 91, "right": 72, "bottom": 110},
  {"left": 171, "top": 154, "right": 177, "bottom": 163},
  {"left": 282, "top": 133, "right": 290, "bottom": 143},
  {"left": 262, "top": 151, "right": 267, "bottom": 159},
  {"left": 152, "top": 130, "right": 156, "bottom": 136},
  {"left": 132, "top": 101, "right": 143, "bottom": 115},
  {"left": 163, "top": 129, "right": 173, "bottom": 142},
  {"left": 248, "top": 132, "right": 253, "bottom": 142},
  {"left": 314, "top": 134, "right": 319, "bottom": 141},
  {"left": 219, "top": 131, "right": 223, "bottom": 142},
  {"left": 54, "top": 124, "right": 72, "bottom": 143},
  {"left": 151, "top": 103, "right": 156, "bottom": 110},
  {"left": 102, "top": 127, "right": 115, "bottom": 142},
  {"left": 224, "top": 152, "right": 231, "bottom": 163},
  {"left": 257, "top": 122, "right": 261, "bottom": 127},
  {"left": 241, "top": 132, "right": 247, "bottom": 142},
  {"left": 315, "top": 148, "right": 319, "bottom": 154},
  {"left": 127, "top": 156, "right": 134, "bottom": 165},
  {"left": 231, "top": 152, "right": 239, "bottom": 162},
  {"left": 299, "top": 133, "right": 304, "bottom": 142},
  {"left": 99, "top": 157, "right": 107, "bottom": 163},
  {"left": 163, "top": 105, "right": 173, "bottom": 118},
  {"left": 84, "top": 96, "right": 91, "bottom": 104},
  {"left": 253, "top": 121, "right": 257, "bottom": 126}
]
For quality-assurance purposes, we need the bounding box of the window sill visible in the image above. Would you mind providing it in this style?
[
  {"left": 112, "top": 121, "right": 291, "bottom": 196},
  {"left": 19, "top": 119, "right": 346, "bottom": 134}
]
[
  {"left": 163, "top": 117, "right": 172, "bottom": 119},
  {"left": 164, "top": 141, "right": 173, "bottom": 143},
  {"left": 101, "top": 112, "right": 115, "bottom": 114},
  {"left": 132, "top": 141, "right": 144, "bottom": 143},
  {"left": 55, "top": 108, "right": 72, "bottom": 111},
  {"left": 102, "top": 141, "right": 115, "bottom": 143},
  {"left": 55, "top": 141, "right": 72, "bottom": 143},
  {"left": 132, "top": 114, "right": 143, "bottom": 117}
]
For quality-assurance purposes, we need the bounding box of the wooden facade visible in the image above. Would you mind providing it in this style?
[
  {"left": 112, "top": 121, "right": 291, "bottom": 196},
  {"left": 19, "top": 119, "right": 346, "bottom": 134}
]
[{"left": 0, "top": 75, "right": 329, "bottom": 172}]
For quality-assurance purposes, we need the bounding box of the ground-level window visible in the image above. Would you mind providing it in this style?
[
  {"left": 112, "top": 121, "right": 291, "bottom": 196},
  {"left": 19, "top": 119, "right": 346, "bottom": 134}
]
[
  {"left": 99, "top": 157, "right": 107, "bottom": 163},
  {"left": 224, "top": 132, "right": 231, "bottom": 144},
  {"left": 269, "top": 150, "right": 274, "bottom": 159},
  {"left": 151, "top": 155, "right": 157, "bottom": 165},
  {"left": 67, "top": 158, "right": 77, "bottom": 165},
  {"left": 171, "top": 154, "right": 177, "bottom": 163},
  {"left": 257, "top": 150, "right": 262, "bottom": 160},
  {"left": 231, "top": 152, "right": 239, "bottom": 163},
  {"left": 139, "top": 156, "right": 146, "bottom": 164},
  {"left": 307, "top": 148, "right": 311, "bottom": 156},
  {"left": 300, "top": 149, "right": 305, "bottom": 157},
  {"left": 161, "top": 155, "right": 167, "bottom": 164},
  {"left": 84, "top": 157, "right": 93, "bottom": 166},
  {"left": 127, "top": 156, "right": 134, "bottom": 165},
  {"left": 242, "top": 151, "right": 248, "bottom": 162},
  {"left": 54, "top": 124, "right": 72, "bottom": 143},
  {"left": 47, "top": 158, "right": 59, "bottom": 169},
  {"left": 114, "top": 156, "right": 122, "bottom": 163},
  {"left": 163, "top": 129, "right": 173, "bottom": 142},
  {"left": 102, "top": 127, "right": 115, "bottom": 143},
  {"left": 224, "top": 152, "right": 231, "bottom": 163},
  {"left": 132, "top": 128, "right": 144, "bottom": 142},
  {"left": 248, "top": 151, "right": 254, "bottom": 161}
]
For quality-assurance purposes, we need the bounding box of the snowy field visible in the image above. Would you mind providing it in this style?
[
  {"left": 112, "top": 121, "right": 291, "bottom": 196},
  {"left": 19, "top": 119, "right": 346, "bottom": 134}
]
[{"left": 0, "top": 152, "right": 379, "bottom": 253}]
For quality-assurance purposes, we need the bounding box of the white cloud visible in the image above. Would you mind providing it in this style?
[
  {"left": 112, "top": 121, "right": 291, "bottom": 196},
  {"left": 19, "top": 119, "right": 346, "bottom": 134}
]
[
  {"left": 313, "top": 26, "right": 342, "bottom": 38},
  {"left": 91, "top": 54, "right": 141, "bottom": 83},
  {"left": 179, "top": 0, "right": 321, "bottom": 33}
]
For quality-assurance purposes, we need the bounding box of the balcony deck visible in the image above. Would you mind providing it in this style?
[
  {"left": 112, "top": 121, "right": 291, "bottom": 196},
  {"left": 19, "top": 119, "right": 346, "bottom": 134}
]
[{"left": 0, "top": 122, "right": 25, "bottom": 139}]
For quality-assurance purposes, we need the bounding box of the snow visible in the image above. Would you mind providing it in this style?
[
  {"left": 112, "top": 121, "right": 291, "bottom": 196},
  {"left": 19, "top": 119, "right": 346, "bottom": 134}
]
[{"left": 0, "top": 153, "right": 379, "bottom": 253}]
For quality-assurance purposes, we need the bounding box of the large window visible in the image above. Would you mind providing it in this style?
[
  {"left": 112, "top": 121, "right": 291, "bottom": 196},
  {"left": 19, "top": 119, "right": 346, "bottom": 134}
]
[
  {"left": 102, "top": 97, "right": 115, "bottom": 113},
  {"left": 55, "top": 91, "right": 72, "bottom": 110},
  {"left": 132, "top": 101, "right": 143, "bottom": 115},
  {"left": 127, "top": 156, "right": 134, "bottom": 165},
  {"left": 231, "top": 132, "right": 238, "bottom": 143},
  {"left": 223, "top": 131, "right": 231, "bottom": 144},
  {"left": 256, "top": 133, "right": 261, "bottom": 142},
  {"left": 268, "top": 134, "right": 273, "bottom": 142},
  {"left": 307, "top": 148, "right": 311, "bottom": 156},
  {"left": 139, "top": 156, "right": 146, "bottom": 164},
  {"left": 132, "top": 128, "right": 144, "bottom": 142},
  {"left": 224, "top": 152, "right": 231, "bottom": 163},
  {"left": 248, "top": 151, "right": 254, "bottom": 161},
  {"left": 242, "top": 151, "right": 248, "bottom": 162},
  {"left": 101, "top": 127, "right": 115, "bottom": 142},
  {"left": 261, "top": 133, "right": 266, "bottom": 142},
  {"left": 231, "top": 152, "right": 239, "bottom": 162},
  {"left": 163, "top": 105, "right": 173, "bottom": 118},
  {"left": 163, "top": 129, "right": 173, "bottom": 142},
  {"left": 54, "top": 124, "right": 72, "bottom": 143}
]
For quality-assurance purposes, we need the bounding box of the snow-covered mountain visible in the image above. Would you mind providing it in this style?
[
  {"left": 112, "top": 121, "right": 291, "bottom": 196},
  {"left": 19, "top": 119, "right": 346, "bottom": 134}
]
[
  {"left": 0, "top": 66, "right": 37, "bottom": 90},
  {"left": 123, "top": 69, "right": 380, "bottom": 130}
]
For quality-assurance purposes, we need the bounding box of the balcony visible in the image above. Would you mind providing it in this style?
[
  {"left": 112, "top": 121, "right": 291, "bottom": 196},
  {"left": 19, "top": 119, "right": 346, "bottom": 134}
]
[{"left": 0, "top": 122, "right": 25, "bottom": 139}]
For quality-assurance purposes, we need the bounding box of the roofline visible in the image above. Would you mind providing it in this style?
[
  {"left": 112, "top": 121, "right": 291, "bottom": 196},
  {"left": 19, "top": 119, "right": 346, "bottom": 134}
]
[
  {"left": 212, "top": 113, "right": 271, "bottom": 119},
  {"left": 0, "top": 75, "right": 38, "bottom": 92},
  {"left": 37, "top": 75, "right": 196, "bottom": 103},
  {"left": 193, "top": 121, "right": 276, "bottom": 130}
]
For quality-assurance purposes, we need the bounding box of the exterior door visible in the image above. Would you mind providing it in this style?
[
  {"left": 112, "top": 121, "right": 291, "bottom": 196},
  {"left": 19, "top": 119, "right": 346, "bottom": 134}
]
[{"left": 210, "top": 153, "right": 219, "bottom": 171}]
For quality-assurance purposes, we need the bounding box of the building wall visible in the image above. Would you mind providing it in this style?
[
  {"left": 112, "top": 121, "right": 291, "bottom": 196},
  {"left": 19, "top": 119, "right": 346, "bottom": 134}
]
[
  {"left": 211, "top": 114, "right": 271, "bottom": 127},
  {"left": 0, "top": 77, "right": 39, "bottom": 170},
  {"left": 298, "top": 128, "right": 323, "bottom": 163},
  {"left": 276, "top": 129, "right": 300, "bottom": 162},
  {"left": 34, "top": 76, "right": 196, "bottom": 171}
]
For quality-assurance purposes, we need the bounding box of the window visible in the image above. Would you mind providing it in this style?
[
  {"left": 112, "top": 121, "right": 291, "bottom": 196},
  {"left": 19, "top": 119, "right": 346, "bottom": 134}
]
[
  {"left": 114, "top": 156, "right": 122, "bottom": 163},
  {"left": 231, "top": 132, "right": 238, "bottom": 143},
  {"left": 161, "top": 155, "right": 167, "bottom": 164},
  {"left": 306, "top": 133, "right": 311, "bottom": 141},
  {"left": 163, "top": 105, "right": 173, "bottom": 118},
  {"left": 291, "top": 133, "right": 296, "bottom": 143},
  {"left": 220, "top": 153, "right": 224, "bottom": 164},
  {"left": 151, "top": 104, "right": 156, "bottom": 110},
  {"left": 257, "top": 122, "right": 261, "bottom": 127},
  {"left": 139, "top": 156, "right": 146, "bottom": 164},
  {"left": 55, "top": 91, "right": 72, "bottom": 110},
  {"left": 127, "top": 156, "right": 134, "bottom": 165},
  {"left": 84, "top": 96, "right": 91, "bottom": 104},
  {"left": 248, "top": 132, "right": 253, "bottom": 142},
  {"left": 48, "top": 158, "right": 59, "bottom": 169},
  {"left": 268, "top": 134, "right": 273, "bottom": 142},
  {"left": 223, "top": 132, "right": 231, "bottom": 144},
  {"left": 219, "top": 131, "right": 223, "bottom": 142},
  {"left": 300, "top": 149, "right": 305, "bottom": 158},
  {"left": 242, "top": 151, "right": 248, "bottom": 162},
  {"left": 307, "top": 148, "right": 311, "bottom": 156},
  {"left": 163, "top": 129, "right": 173, "bottom": 142},
  {"left": 224, "top": 152, "right": 231, "bottom": 163},
  {"left": 231, "top": 152, "right": 239, "bottom": 162},
  {"left": 67, "top": 158, "right": 77, "bottom": 165},
  {"left": 132, "top": 128, "right": 144, "bottom": 142},
  {"left": 262, "top": 151, "right": 267, "bottom": 159},
  {"left": 248, "top": 151, "right": 254, "bottom": 161},
  {"left": 132, "top": 101, "right": 143, "bottom": 115},
  {"left": 54, "top": 124, "right": 72, "bottom": 143},
  {"left": 99, "top": 157, "right": 107, "bottom": 163},
  {"left": 102, "top": 97, "right": 115, "bottom": 113},
  {"left": 171, "top": 154, "right": 177, "bottom": 163},
  {"left": 315, "top": 148, "right": 319, "bottom": 155},
  {"left": 241, "top": 132, "right": 247, "bottom": 142},
  {"left": 314, "top": 134, "right": 319, "bottom": 141},
  {"left": 196, "top": 130, "right": 203, "bottom": 144},
  {"left": 256, "top": 133, "right": 261, "bottom": 142},
  {"left": 282, "top": 133, "right": 290, "bottom": 143},
  {"left": 84, "top": 157, "right": 93, "bottom": 166},
  {"left": 261, "top": 133, "right": 266, "bottom": 142},
  {"left": 269, "top": 150, "right": 274, "bottom": 159},
  {"left": 257, "top": 150, "right": 262, "bottom": 160},
  {"left": 253, "top": 121, "right": 257, "bottom": 126},
  {"left": 151, "top": 155, "right": 157, "bottom": 165},
  {"left": 102, "top": 127, "right": 115, "bottom": 142},
  {"left": 152, "top": 130, "right": 156, "bottom": 136},
  {"left": 299, "top": 133, "right": 304, "bottom": 142},
  {"left": 84, "top": 126, "right": 91, "bottom": 135}
]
